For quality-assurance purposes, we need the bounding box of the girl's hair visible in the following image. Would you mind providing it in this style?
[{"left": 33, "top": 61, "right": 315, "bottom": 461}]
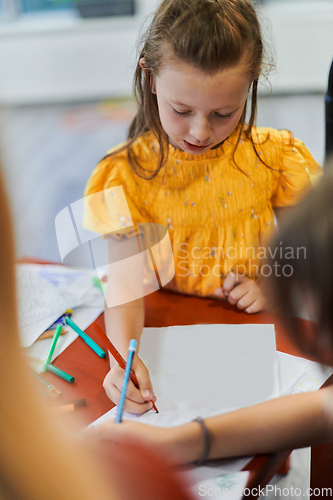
[
  {"left": 110, "top": 0, "right": 269, "bottom": 180},
  {"left": 269, "top": 163, "right": 333, "bottom": 362}
]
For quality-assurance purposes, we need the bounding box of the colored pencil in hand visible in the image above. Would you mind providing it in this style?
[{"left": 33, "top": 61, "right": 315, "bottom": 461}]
[
  {"left": 91, "top": 323, "right": 159, "bottom": 413},
  {"left": 116, "top": 339, "right": 137, "bottom": 423}
]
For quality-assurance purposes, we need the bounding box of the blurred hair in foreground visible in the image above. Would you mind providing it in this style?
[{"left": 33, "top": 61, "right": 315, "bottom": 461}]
[{"left": 269, "top": 157, "right": 333, "bottom": 364}]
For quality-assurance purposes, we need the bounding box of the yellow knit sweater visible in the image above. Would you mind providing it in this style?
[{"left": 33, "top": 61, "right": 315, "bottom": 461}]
[{"left": 84, "top": 127, "right": 321, "bottom": 297}]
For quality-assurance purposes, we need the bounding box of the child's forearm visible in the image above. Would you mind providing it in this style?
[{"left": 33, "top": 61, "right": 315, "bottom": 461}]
[
  {"left": 105, "top": 236, "right": 146, "bottom": 364},
  {"left": 103, "top": 297, "right": 145, "bottom": 365},
  {"left": 170, "top": 389, "right": 332, "bottom": 464}
]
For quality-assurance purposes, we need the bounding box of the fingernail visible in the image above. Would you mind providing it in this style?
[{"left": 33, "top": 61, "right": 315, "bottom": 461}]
[{"left": 143, "top": 390, "right": 152, "bottom": 399}]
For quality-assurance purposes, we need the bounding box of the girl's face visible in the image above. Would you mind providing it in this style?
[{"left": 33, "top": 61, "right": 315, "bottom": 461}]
[{"left": 153, "top": 56, "right": 252, "bottom": 154}]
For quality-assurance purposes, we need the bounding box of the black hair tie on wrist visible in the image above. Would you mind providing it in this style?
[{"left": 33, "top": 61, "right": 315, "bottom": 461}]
[{"left": 193, "top": 417, "right": 211, "bottom": 465}]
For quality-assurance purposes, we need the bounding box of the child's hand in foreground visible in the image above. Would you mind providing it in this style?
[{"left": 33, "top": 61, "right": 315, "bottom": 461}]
[
  {"left": 85, "top": 419, "right": 187, "bottom": 465},
  {"left": 214, "top": 272, "right": 268, "bottom": 313},
  {"left": 103, "top": 357, "right": 157, "bottom": 415}
]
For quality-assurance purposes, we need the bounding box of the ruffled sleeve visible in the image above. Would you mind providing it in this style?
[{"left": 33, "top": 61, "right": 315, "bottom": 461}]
[
  {"left": 271, "top": 130, "right": 322, "bottom": 207},
  {"left": 83, "top": 153, "right": 143, "bottom": 238}
]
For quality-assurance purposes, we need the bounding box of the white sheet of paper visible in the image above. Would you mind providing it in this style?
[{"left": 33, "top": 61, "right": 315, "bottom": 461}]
[
  {"left": 187, "top": 470, "right": 250, "bottom": 500},
  {"left": 90, "top": 327, "right": 333, "bottom": 493},
  {"left": 91, "top": 332, "right": 333, "bottom": 432},
  {"left": 177, "top": 353, "right": 333, "bottom": 495},
  {"left": 17, "top": 264, "right": 83, "bottom": 347},
  {"left": 93, "top": 323, "right": 279, "bottom": 428},
  {"left": 176, "top": 458, "right": 252, "bottom": 497},
  {"left": 277, "top": 352, "right": 333, "bottom": 395},
  {"left": 277, "top": 351, "right": 311, "bottom": 394},
  {"left": 37, "top": 264, "right": 100, "bottom": 300}
]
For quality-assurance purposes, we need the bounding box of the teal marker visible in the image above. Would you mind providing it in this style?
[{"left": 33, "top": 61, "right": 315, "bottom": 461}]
[
  {"left": 46, "top": 364, "right": 75, "bottom": 383},
  {"left": 42, "top": 324, "right": 63, "bottom": 373},
  {"left": 65, "top": 316, "right": 106, "bottom": 358}
]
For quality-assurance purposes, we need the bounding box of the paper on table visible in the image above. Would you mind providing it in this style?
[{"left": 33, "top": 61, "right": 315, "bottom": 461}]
[
  {"left": 277, "top": 351, "right": 311, "bottom": 394},
  {"left": 175, "top": 459, "right": 252, "bottom": 500},
  {"left": 179, "top": 353, "right": 333, "bottom": 495},
  {"left": 17, "top": 264, "right": 83, "bottom": 347},
  {"left": 37, "top": 264, "right": 100, "bottom": 300},
  {"left": 277, "top": 352, "right": 333, "bottom": 395},
  {"left": 92, "top": 344, "right": 333, "bottom": 499},
  {"left": 26, "top": 286, "right": 106, "bottom": 373},
  {"left": 181, "top": 461, "right": 252, "bottom": 483},
  {"left": 92, "top": 324, "right": 279, "bottom": 428},
  {"left": 186, "top": 470, "right": 250, "bottom": 500}
]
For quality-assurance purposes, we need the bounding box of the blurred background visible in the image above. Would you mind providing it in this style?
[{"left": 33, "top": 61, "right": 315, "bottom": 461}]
[{"left": 0, "top": 0, "right": 332, "bottom": 262}]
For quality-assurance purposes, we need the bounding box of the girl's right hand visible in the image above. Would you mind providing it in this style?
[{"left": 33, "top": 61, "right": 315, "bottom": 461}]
[{"left": 103, "top": 357, "right": 156, "bottom": 414}]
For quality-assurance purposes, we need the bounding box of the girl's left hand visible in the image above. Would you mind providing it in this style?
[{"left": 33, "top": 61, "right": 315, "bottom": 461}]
[{"left": 214, "top": 272, "right": 268, "bottom": 314}]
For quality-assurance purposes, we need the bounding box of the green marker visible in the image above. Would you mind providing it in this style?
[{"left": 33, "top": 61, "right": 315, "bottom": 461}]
[
  {"left": 42, "top": 324, "right": 63, "bottom": 373},
  {"left": 65, "top": 316, "right": 106, "bottom": 358},
  {"left": 92, "top": 276, "right": 107, "bottom": 294},
  {"left": 46, "top": 364, "right": 75, "bottom": 383}
]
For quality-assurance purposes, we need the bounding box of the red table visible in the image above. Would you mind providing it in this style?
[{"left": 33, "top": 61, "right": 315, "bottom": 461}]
[{"left": 24, "top": 256, "right": 332, "bottom": 499}]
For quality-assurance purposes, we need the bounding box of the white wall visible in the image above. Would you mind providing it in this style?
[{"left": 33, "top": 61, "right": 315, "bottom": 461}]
[
  {"left": 0, "top": 0, "right": 332, "bottom": 104},
  {"left": 260, "top": 1, "right": 333, "bottom": 94},
  {"left": 0, "top": 19, "right": 139, "bottom": 103}
]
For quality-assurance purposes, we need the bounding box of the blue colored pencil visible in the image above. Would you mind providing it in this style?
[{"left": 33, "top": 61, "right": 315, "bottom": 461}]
[{"left": 116, "top": 339, "right": 137, "bottom": 424}]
